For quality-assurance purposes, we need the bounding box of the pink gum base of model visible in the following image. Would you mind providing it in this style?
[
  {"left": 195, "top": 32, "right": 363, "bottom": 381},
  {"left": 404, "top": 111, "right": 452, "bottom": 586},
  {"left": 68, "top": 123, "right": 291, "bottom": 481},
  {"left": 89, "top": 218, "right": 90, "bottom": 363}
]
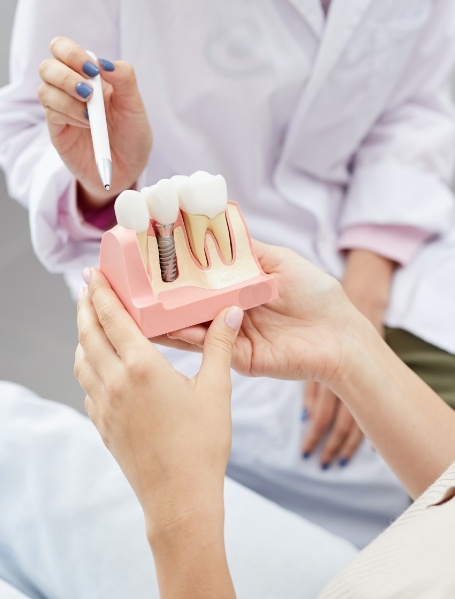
[{"left": 99, "top": 201, "right": 278, "bottom": 338}]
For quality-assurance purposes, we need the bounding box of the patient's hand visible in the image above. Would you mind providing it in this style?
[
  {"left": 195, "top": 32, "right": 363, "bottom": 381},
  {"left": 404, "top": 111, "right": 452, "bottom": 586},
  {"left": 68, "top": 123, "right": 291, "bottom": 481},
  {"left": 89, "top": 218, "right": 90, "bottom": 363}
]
[
  {"left": 300, "top": 249, "right": 394, "bottom": 467},
  {"left": 168, "top": 240, "right": 356, "bottom": 388},
  {"left": 75, "top": 268, "right": 242, "bottom": 537}
]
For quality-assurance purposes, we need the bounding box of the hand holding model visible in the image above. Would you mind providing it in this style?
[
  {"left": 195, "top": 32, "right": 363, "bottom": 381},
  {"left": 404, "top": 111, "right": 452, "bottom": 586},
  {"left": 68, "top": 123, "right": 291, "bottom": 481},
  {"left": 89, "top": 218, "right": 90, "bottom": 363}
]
[
  {"left": 169, "top": 239, "right": 354, "bottom": 384},
  {"left": 300, "top": 250, "right": 396, "bottom": 467},
  {"left": 37, "top": 36, "right": 152, "bottom": 208},
  {"left": 75, "top": 242, "right": 455, "bottom": 597},
  {"left": 75, "top": 269, "right": 241, "bottom": 597}
]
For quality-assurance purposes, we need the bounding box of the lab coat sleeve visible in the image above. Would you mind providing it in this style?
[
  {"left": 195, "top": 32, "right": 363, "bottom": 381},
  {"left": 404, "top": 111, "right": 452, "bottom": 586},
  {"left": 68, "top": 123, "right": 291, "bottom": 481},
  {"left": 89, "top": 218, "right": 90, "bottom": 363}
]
[
  {"left": 340, "top": 1, "right": 455, "bottom": 261},
  {"left": 0, "top": 0, "right": 120, "bottom": 274}
]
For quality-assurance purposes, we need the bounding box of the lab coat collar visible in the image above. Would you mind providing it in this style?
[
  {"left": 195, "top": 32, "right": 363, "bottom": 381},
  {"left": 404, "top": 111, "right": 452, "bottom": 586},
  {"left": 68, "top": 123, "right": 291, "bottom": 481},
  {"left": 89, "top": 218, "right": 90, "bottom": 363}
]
[
  {"left": 304, "top": 0, "right": 374, "bottom": 103},
  {"left": 286, "top": 0, "right": 325, "bottom": 37},
  {"left": 285, "top": 0, "right": 373, "bottom": 46}
]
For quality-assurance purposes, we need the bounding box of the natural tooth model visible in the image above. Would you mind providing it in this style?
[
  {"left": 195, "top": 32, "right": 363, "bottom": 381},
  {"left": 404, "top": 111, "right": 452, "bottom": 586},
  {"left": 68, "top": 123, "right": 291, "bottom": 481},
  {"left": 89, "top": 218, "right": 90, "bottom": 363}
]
[
  {"left": 171, "top": 171, "right": 232, "bottom": 268},
  {"left": 114, "top": 190, "right": 150, "bottom": 268},
  {"left": 141, "top": 179, "right": 180, "bottom": 282}
]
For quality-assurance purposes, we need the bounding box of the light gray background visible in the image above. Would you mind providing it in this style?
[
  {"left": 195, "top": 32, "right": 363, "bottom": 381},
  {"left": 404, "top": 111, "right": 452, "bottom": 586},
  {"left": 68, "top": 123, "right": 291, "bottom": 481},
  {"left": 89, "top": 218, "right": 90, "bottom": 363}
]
[{"left": 0, "top": 0, "right": 83, "bottom": 410}]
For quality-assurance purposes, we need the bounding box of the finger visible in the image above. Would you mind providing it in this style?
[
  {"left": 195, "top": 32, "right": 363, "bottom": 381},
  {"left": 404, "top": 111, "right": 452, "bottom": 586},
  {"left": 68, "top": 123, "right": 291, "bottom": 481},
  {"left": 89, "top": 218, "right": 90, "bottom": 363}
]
[
  {"left": 152, "top": 334, "right": 204, "bottom": 353},
  {"left": 86, "top": 268, "right": 165, "bottom": 368},
  {"left": 83, "top": 394, "right": 100, "bottom": 429},
  {"left": 167, "top": 324, "right": 208, "bottom": 348},
  {"left": 303, "top": 380, "right": 319, "bottom": 420},
  {"left": 301, "top": 386, "right": 338, "bottom": 457},
  {"left": 251, "top": 239, "right": 289, "bottom": 273},
  {"left": 95, "top": 59, "right": 141, "bottom": 103},
  {"left": 337, "top": 423, "right": 365, "bottom": 467},
  {"left": 74, "top": 343, "right": 104, "bottom": 401},
  {"left": 319, "top": 403, "right": 356, "bottom": 467},
  {"left": 39, "top": 57, "right": 94, "bottom": 103},
  {"left": 49, "top": 36, "right": 101, "bottom": 81},
  {"left": 44, "top": 107, "right": 90, "bottom": 131},
  {"left": 38, "top": 83, "right": 90, "bottom": 125},
  {"left": 76, "top": 287, "right": 122, "bottom": 377},
  {"left": 198, "top": 306, "right": 243, "bottom": 390}
]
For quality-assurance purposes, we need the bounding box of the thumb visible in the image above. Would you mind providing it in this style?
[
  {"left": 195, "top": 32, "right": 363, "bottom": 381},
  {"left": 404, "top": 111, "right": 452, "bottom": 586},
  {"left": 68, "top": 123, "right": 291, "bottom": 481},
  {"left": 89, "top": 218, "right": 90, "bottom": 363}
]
[
  {"left": 199, "top": 306, "right": 244, "bottom": 384},
  {"left": 98, "top": 59, "right": 141, "bottom": 101}
]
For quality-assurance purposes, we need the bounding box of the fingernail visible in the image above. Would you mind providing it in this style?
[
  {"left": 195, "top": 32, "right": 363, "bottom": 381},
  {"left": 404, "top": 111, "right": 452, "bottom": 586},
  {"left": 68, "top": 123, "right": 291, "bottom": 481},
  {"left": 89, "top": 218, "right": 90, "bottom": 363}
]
[
  {"left": 82, "top": 268, "right": 92, "bottom": 284},
  {"left": 301, "top": 408, "right": 309, "bottom": 421},
  {"left": 321, "top": 462, "right": 331, "bottom": 470},
  {"left": 225, "top": 306, "right": 244, "bottom": 331},
  {"left": 82, "top": 61, "right": 100, "bottom": 77},
  {"left": 98, "top": 58, "right": 115, "bottom": 72},
  {"left": 339, "top": 458, "right": 350, "bottom": 467},
  {"left": 76, "top": 82, "right": 93, "bottom": 98},
  {"left": 84, "top": 109, "right": 89, "bottom": 120},
  {"left": 302, "top": 451, "right": 311, "bottom": 459},
  {"left": 77, "top": 286, "right": 87, "bottom": 301}
]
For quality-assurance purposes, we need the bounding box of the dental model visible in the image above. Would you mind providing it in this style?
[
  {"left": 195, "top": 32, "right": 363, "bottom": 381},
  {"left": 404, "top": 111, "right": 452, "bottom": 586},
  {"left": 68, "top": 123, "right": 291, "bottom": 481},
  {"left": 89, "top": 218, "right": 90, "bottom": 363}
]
[
  {"left": 100, "top": 172, "right": 278, "bottom": 337},
  {"left": 171, "top": 171, "right": 232, "bottom": 268},
  {"left": 142, "top": 179, "right": 180, "bottom": 282},
  {"left": 114, "top": 190, "right": 150, "bottom": 268}
]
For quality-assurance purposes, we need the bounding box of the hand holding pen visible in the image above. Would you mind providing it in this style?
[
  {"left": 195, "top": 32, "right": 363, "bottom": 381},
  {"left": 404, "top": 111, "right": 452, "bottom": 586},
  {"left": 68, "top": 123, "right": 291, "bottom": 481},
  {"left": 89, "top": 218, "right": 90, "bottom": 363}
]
[{"left": 38, "top": 36, "right": 152, "bottom": 210}]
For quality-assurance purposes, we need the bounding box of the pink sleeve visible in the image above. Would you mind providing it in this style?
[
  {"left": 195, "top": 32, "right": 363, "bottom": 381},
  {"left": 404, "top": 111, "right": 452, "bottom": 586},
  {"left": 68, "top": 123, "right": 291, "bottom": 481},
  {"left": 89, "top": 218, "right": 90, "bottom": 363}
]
[
  {"left": 80, "top": 200, "right": 116, "bottom": 230},
  {"left": 57, "top": 180, "right": 116, "bottom": 240},
  {"left": 338, "top": 224, "right": 433, "bottom": 266}
]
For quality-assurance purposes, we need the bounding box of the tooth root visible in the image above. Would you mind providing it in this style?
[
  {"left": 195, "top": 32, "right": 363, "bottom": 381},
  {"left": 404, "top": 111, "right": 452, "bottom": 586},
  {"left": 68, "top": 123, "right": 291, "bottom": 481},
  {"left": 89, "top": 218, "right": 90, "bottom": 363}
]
[
  {"left": 182, "top": 212, "right": 209, "bottom": 268},
  {"left": 207, "top": 211, "right": 232, "bottom": 263}
]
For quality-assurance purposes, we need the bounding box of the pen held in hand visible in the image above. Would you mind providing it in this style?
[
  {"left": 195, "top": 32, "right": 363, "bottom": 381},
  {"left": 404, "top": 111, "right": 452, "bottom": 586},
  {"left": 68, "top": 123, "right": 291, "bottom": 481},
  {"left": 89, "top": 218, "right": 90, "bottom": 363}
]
[{"left": 86, "top": 50, "right": 112, "bottom": 191}]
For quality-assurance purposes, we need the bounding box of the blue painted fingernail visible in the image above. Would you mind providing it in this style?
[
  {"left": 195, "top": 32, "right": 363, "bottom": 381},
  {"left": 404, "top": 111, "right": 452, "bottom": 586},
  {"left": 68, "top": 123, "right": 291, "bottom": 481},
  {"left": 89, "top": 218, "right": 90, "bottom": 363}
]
[
  {"left": 302, "top": 451, "right": 311, "bottom": 459},
  {"left": 301, "top": 408, "right": 309, "bottom": 421},
  {"left": 76, "top": 82, "right": 93, "bottom": 98},
  {"left": 82, "top": 61, "right": 100, "bottom": 77},
  {"left": 339, "top": 458, "right": 350, "bottom": 467},
  {"left": 98, "top": 58, "right": 115, "bottom": 72},
  {"left": 84, "top": 109, "right": 89, "bottom": 120},
  {"left": 321, "top": 462, "right": 331, "bottom": 470}
]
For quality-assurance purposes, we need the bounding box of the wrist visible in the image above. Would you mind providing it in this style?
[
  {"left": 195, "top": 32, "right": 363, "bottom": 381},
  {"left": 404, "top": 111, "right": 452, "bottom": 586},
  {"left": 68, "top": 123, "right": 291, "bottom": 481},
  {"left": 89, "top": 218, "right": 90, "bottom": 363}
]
[
  {"left": 77, "top": 180, "right": 118, "bottom": 212},
  {"left": 327, "top": 305, "right": 381, "bottom": 398},
  {"left": 342, "top": 249, "right": 395, "bottom": 319},
  {"left": 147, "top": 501, "right": 225, "bottom": 550},
  {"left": 145, "top": 479, "right": 225, "bottom": 544},
  {"left": 147, "top": 498, "right": 234, "bottom": 598}
]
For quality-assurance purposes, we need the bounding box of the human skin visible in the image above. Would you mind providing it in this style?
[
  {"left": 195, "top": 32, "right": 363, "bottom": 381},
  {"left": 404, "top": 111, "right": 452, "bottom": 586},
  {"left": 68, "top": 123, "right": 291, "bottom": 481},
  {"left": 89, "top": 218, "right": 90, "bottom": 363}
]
[
  {"left": 37, "top": 36, "right": 152, "bottom": 209},
  {"left": 301, "top": 249, "right": 396, "bottom": 467},
  {"left": 39, "top": 37, "right": 397, "bottom": 465},
  {"left": 75, "top": 241, "right": 455, "bottom": 597}
]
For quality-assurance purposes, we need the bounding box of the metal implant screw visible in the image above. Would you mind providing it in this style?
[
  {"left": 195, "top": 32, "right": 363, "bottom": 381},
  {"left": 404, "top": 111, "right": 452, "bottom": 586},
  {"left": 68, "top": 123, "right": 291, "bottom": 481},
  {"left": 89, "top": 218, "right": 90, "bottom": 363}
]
[{"left": 154, "top": 223, "right": 178, "bottom": 282}]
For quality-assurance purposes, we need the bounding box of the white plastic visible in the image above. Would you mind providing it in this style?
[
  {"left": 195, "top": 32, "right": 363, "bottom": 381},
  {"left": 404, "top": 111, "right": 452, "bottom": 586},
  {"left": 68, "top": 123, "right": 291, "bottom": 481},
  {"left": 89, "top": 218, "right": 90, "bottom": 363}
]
[
  {"left": 114, "top": 190, "right": 150, "bottom": 232},
  {"left": 141, "top": 179, "right": 180, "bottom": 224},
  {"left": 86, "top": 50, "right": 112, "bottom": 189},
  {"left": 171, "top": 171, "right": 227, "bottom": 218}
]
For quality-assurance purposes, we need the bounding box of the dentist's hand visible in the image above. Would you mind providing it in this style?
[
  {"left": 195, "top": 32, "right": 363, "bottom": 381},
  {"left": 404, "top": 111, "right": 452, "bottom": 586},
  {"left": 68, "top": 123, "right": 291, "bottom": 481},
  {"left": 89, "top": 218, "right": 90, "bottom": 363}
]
[
  {"left": 38, "top": 36, "right": 152, "bottom": 209},
  {"left": 75, "top": 268, "right": 242, "bottom": 537},
  {"left": 168, "top": 240, "right": 356, "bottom": 388}
]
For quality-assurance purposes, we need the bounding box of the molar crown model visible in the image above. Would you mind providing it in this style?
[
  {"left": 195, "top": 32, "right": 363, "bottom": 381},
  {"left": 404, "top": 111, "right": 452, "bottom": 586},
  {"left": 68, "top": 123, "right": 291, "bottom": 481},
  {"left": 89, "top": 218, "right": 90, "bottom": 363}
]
[
  {"left": 171, "top": 171, "right": 232, "bottom": 268},
  {"left": 100, "top": 171, "right": 278, "bottom": 337}
]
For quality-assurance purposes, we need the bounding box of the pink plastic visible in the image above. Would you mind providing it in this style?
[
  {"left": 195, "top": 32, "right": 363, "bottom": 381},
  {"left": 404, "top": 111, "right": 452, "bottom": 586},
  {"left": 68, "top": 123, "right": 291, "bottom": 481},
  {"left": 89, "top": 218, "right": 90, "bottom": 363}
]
[{"left": 99, "top": 201, "right": 278, "bottom": 338}]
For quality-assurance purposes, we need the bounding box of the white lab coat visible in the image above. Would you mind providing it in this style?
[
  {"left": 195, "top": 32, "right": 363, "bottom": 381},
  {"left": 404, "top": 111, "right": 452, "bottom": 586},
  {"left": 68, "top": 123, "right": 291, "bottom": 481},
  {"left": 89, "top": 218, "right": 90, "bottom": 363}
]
[{"left": 1, "top": 0, "right": 454, "bottom": 547}]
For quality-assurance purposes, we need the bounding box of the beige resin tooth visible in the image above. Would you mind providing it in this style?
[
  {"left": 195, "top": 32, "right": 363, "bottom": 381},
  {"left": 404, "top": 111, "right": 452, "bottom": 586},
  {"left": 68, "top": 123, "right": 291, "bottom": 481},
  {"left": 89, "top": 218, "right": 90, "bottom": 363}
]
[
  {"left": 207, "top": 211, "right": 232, "bottom": 263},
  {"left": 182, "top": 213, "right": 210, "bottom": 267},
  {"left": 172, "top": 172, "right": 232, "bottom": 267}
]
